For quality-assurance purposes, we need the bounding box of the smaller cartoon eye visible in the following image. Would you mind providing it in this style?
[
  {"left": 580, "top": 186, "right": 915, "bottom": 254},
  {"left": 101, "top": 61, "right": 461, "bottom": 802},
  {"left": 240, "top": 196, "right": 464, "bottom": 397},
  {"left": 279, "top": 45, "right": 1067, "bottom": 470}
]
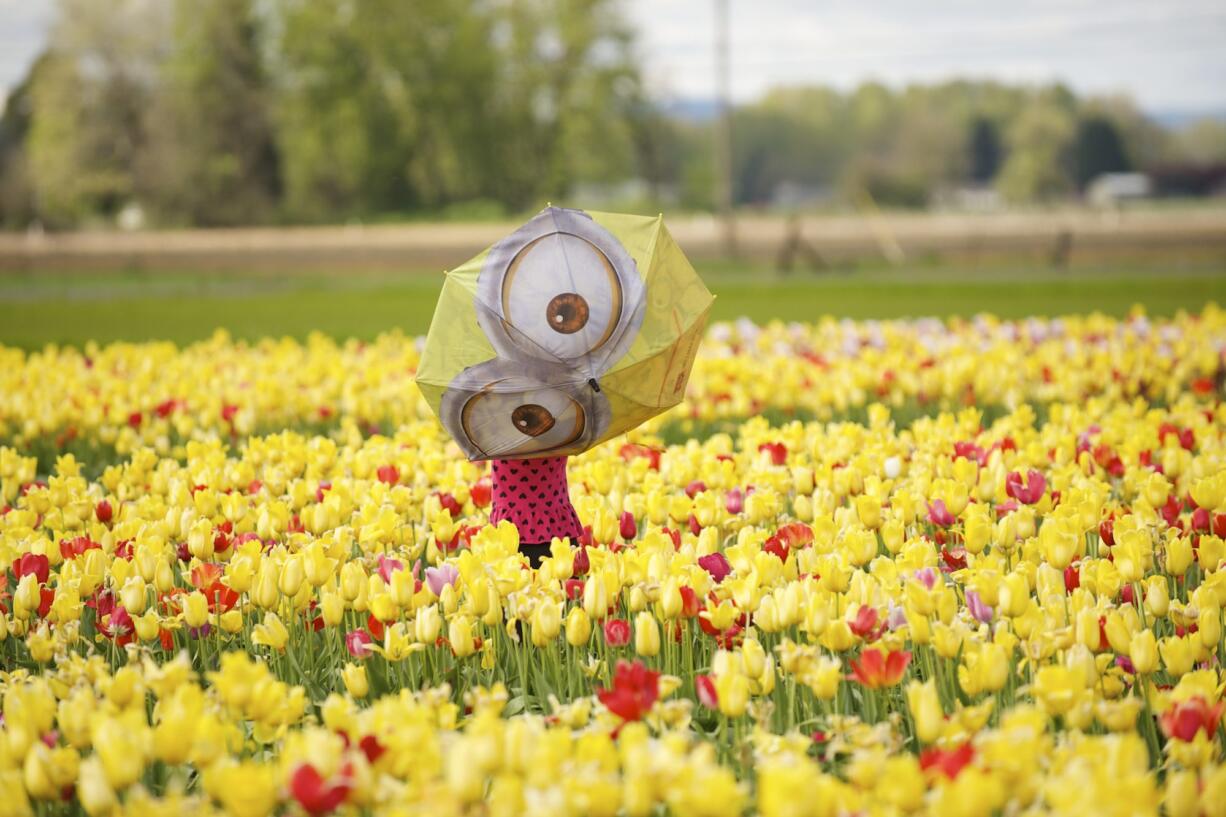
[
  {"left": 546, "top": 293, "right": 589, "bottom": 334},
  {"left": 511, "top": 404, "right": 555, "bottom": 437}
]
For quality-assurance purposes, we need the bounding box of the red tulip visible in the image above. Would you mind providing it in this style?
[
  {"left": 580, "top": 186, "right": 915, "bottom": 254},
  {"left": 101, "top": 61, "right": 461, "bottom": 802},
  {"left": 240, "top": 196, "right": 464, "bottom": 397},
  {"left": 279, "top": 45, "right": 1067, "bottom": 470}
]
[
  {"left": 1064, "top": 563, "right": 1081, "bottom": 593},
  {"left": 698, "top": 553, "right": 732, "bottom": 583},
  {"left": 1160, "top": 697, "right": 1225, "bottom": 742},
  {"left": 619, "top": 511, "right": 637, "bottom": 541},
  {"left": 920, "top": 743, "right": 975, "bottom": 780},
  {"left": 678, "top": 586, "right": 702, "bottom": 618},
  {"left": 685, "top": 480, "right": 707, "bottom": 499},
  {"left": 435, "top": 492, "right": 462, "bottom": 518},
  {"left": 758, "top": 442, "right": 788, "bottom": 466},
  {"left": 376, "top": 465, "right": 399, "bottom": 485},
  {"left": 572, "top": 546, "right": 590, "bottom": 576},
  {"left": 849, "top": 649, "right": 911, "bottom": 689},
  {"left": 695, "top": 674, "right": 718, "bottom": 709},
  {"left": 596, "top": 660, "right": 660, "bottom": 722},
  {"left": 95, "top": 500, "right": 113, "bottom": 523},
  {"left": 14, "top": 553, "right": 50, "bottom": 584},
  {"left": 289, "top": 762, "right": 353, "bottom": 816},
  {"left": 604, "top": 619, "right": 631, "bottom": 647},
  {"left": 470, "top": 476, "right": 492, "bottom": 508},
  {"left": 848, "top": 606, "right": 880, "bottom": 638}
]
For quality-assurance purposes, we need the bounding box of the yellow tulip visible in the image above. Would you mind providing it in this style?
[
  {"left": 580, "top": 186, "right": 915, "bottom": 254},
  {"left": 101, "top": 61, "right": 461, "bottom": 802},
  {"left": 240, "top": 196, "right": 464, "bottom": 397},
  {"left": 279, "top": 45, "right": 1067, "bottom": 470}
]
[
  {"left": 251, "top": 612, "right": 288, "bottom": 652},
  {"left": 341, "top": 663, "right": 369, "bottom": 698},
  {"left": 1130, "top": 630, "right": 1158, "bottom": 675},
  {"left": 182, "top": 590, "right": 210, "bottom": 629},
  {"left": 906, "top": 680, "right": 943, "bottom": 744},
  {"left": 566, "top": 608, "right": 592, "bottom": 646},
  {"left": 634, "top": 612, "right": 660, "bottom": 657}
]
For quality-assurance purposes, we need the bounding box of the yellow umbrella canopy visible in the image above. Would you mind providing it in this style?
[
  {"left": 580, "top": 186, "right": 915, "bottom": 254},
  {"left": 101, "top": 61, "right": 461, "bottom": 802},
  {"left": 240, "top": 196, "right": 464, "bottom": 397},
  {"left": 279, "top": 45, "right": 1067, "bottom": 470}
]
[{"left": 416, "top": 207, "right": 713, "bottom": 461}]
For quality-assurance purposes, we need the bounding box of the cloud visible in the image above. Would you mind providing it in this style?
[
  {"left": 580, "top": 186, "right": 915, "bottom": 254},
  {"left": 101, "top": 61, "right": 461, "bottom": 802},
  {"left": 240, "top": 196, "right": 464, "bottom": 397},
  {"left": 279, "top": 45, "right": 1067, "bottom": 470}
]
[
  {"left": 0, "top": 0, "right": 55, "bottom": 95},
  {"left": 627, "top": 0, "right": 1226, "bottom": 109}
]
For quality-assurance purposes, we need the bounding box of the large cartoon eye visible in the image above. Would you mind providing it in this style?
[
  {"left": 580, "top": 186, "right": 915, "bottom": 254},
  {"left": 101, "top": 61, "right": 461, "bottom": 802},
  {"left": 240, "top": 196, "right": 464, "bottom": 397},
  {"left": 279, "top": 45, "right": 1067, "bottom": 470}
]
[
  {"left": 438, "top": 345, "right": 612, "bottom": 461},
  {"left": 460, "top": 383, "right": 587, "bottom": 458},
  {"left": 500, "top": 232, "right": 622, "bottom": 360}
]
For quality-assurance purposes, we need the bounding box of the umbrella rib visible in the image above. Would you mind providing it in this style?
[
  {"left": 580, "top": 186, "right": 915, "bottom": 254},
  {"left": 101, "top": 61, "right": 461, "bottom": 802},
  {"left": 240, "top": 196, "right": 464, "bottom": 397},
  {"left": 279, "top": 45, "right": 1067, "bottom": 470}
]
[{"left": 546, "top": 207, "right": 600, "bottom": 385}]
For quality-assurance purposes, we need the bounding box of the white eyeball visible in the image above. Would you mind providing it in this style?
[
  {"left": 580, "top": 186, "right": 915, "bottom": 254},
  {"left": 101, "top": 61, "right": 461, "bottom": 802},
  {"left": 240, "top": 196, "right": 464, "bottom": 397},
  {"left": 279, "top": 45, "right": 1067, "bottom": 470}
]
[
  {"left": 477, "top": 208, "right": 644, "bottom": 372},
  {"left": 439, "top": 358, "right": 610, "bottom": 460}
]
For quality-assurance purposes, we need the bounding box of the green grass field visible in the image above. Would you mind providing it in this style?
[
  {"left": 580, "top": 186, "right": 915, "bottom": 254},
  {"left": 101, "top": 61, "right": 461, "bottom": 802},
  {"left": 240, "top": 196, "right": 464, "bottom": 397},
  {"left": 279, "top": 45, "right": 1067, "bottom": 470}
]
[{"left": 2, "top": 259, "right": 1224, "bottom": 348}]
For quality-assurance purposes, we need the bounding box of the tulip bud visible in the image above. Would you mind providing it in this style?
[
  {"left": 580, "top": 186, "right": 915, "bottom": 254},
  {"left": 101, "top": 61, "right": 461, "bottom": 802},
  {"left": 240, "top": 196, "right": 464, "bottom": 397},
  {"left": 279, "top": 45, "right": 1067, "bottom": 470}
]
[
  {"left": 634, "top": 612, "right": 660, "bottom": 657},
  {"left": 906, "top": 680, "right": 943, "bottom": 744},
  {"left": 741, "top": 638, "right": 766, "bottom": 678},
  {"left": 415, "top": 605, "right": 442, "bottom": 644},
  {"left": 854, "top": 495, "right": 882, "bottom": 530},
  {"left": 321, "top": 592, "right": 344, "bottom": 627},
  {"left": 1145, "top": 576, "right": 1170, "bottom": 618},
  {"left": 619, "top": 511, "right": 637, "bottom": 541},
  {"left": 182, "top": 591, "right": 209, "bottom": 629},
  {"left": 253, "top": 561, "right": 280, "bottom": 610},
  {"left": 999, "top": 573, "right": 1030, "bottom": 618},
  {"left": 14, "top": 573, "right": 41, "bottom": 619},
  {"left": 881, "top": 518, "right": 905, "bottom": 554},
  {"left": 1075, "top": 607, "right": 1104, "bottom": 651},
  {"left": 583, "top": 576, "right": 609, "bottom": 620},
  {"left": 120, "top": 576, "right": 148, "bottom": 615},
  {"left": 278, "top": 555, "right": 305, "bottom": 597},
  {"left": 531, "top": 600, "right": 561, "bottom": 647},
  {"left": 449, "top": 615, "right": 476, "bottom": 658},
  {"left": 1199, "top": 608, "right": 1221, "bottom": 651},
  {"left": 715, "top": 672, "right": 749, "bottom": 717},
  {"left": 660, "top": 578, "right": 683, "bottom": 620},
  {"left": 565, "top": 608, "right": 591, "bottom": 646},
  {"left": 1130, "top": 630, "right": 1158, "bottom": 674},
  {"left": 342, "top": 663, "right": 369, "bottom": 698},
  {"left": 1166, "top": 537, "right": 1193, "bottom": 576},
  {"left": 1103, "top": 611, "right": 1133, "bottom": 655}
]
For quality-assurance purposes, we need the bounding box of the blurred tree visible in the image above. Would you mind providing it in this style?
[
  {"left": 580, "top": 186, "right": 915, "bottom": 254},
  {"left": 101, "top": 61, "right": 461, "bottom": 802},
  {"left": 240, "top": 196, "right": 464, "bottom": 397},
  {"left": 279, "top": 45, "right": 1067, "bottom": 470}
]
[
  {"left": 140, "top": 0, "right": 282, "bottom": 226},
  {"left": 968, "top": 118, "right": 1002, "bottom": 183},
  {"left": 1071, "top": 116, "right": 1131, "bottom": 189},
  {"left": 273, "top": 0, "right": 639, "bottom": 220},
  {"left": 24, "top": 0, "right": 169, "bottom": 227},
  {"left": 996, "top": 89, "right": 1077, "bottom": 202},
  {"left": 1166, "top": 119, "right": 1226, "bottom": 164},
  {"left": 0, "top": 55, "right": 46, "bottom": 227}
]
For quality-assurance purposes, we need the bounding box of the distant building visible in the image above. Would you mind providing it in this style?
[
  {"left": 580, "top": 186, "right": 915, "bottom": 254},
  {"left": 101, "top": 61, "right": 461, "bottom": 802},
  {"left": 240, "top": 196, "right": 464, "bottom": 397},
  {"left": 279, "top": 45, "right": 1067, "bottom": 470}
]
[
  {"left": 1086, "top": 173, "right": 1152, "bottom": 206},
  {"left": 1148, "top": 164, "right": 1226, "bottom": 198}
]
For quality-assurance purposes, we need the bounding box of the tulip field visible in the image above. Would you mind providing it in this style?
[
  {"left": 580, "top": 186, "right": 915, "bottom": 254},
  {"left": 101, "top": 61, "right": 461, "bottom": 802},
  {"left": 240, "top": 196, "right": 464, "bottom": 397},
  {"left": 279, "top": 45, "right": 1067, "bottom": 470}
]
[{"left": 2, "top": 307, "right": 1226, "bottom": 816}]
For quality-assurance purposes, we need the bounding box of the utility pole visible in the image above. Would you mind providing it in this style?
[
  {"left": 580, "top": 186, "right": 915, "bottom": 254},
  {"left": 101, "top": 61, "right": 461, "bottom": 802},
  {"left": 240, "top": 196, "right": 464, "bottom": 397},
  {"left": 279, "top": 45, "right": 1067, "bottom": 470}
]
[{"left": 714, "top": 0, "right": 737, "bottom": 258}]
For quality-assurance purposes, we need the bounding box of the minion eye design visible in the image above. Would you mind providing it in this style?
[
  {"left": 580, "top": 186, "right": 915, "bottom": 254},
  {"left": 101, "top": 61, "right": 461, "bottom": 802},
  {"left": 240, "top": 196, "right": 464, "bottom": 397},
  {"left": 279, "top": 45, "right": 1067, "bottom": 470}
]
[
  {"left": 478, "top": 208, "right": 644, "bottom": 370},
  {"left": 440, "top": 358, "right": 609, "bottom": 460}
]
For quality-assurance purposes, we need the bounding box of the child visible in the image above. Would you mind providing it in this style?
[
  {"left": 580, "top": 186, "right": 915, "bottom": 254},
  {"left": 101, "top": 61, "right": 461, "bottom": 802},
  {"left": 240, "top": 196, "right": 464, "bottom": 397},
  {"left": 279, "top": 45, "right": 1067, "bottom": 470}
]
[{"left": 489, "top": 456, "right": 583, "bottom": 568}]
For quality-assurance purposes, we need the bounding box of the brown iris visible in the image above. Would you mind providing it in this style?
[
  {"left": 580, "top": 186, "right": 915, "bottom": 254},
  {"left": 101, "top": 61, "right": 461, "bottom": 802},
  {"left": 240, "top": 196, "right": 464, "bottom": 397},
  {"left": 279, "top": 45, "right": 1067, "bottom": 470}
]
[
  {"left": 511, "top": 404, "right": 555, "bottom": 437},
  {"left": 546, "top": 293, "right": 589, "bottom": 334}
]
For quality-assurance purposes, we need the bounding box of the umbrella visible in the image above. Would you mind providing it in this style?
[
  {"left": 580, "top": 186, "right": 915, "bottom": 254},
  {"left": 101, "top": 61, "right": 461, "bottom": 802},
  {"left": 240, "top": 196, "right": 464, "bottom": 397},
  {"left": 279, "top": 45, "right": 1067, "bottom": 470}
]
[{"left": 416, "top": 206, "right": 713, "bottom": 461}]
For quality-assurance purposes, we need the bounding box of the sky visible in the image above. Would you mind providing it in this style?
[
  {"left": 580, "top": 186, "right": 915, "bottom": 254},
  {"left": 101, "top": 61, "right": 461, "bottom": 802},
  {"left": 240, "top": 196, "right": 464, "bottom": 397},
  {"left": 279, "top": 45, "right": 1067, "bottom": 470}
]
[{"left": 2, "top": 0, "right": 1225, "bottom": 113}]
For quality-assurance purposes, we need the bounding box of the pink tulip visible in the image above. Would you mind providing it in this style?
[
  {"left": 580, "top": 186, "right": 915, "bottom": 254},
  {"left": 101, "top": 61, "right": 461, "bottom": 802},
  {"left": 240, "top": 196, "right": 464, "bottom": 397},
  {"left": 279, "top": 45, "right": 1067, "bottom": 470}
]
[
  {"left": 377, "top": 555, "right": 404, "bottom": 583},
  {"left": 1005, "top": 469, "right": 1046, "bottom": 505},
  {"left": 927, "top": 499, "right": 955, "bottom": 527},
  {"left": 425, "top": 564, "right": 459, "bottom": 597},
  {"left": 345, "top": 629, "right": 374, "bottom": 658}
]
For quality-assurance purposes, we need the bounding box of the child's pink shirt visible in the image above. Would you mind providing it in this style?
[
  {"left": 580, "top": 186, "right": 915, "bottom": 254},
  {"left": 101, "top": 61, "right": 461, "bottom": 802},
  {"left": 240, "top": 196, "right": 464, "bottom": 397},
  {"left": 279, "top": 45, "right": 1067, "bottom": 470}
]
[{"left": 489, "top": 456, "right": 583, "bottom": 545}]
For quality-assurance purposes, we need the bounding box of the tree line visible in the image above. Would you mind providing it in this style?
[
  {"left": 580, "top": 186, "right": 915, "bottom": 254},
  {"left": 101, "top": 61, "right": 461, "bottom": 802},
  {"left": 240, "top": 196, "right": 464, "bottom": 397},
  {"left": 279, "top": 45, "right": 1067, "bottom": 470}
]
[{"left": 1, "top": 0, "right": 1224, "bottom": 230}]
